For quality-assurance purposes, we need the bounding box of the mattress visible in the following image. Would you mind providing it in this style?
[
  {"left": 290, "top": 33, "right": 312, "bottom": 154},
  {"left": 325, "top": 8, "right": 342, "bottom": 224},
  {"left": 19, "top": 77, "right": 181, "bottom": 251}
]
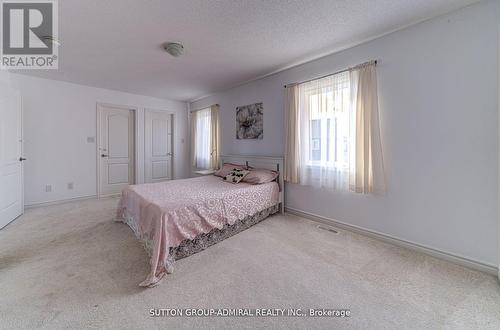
[{"left": 117, "top": 175, "right": 279, "bottom": 287}]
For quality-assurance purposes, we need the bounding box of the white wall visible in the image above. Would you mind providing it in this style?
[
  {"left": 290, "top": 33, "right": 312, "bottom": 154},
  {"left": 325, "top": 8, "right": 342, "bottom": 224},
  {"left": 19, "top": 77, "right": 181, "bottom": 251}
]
[
  {"left": 191, "top": 1, "right": 500, "bottom": 267},
  {"left": 7, "top": 74, "right": 189, "bottom": 206},
  {"left": 0, "top": 70, "right": 13, "bottom": 89}
]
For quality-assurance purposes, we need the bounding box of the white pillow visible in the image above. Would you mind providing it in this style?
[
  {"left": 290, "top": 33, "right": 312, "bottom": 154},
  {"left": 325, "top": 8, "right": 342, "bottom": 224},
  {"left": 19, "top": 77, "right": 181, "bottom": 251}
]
[{"left": 223, "top": 168, "right": 250, "bottom": 184}]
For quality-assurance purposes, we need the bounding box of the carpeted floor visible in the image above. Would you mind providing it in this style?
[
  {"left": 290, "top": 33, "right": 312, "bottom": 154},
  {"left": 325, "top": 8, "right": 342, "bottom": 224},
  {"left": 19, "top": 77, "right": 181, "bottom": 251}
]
[{"left": 0, "top": 197, "right": 499, "bottom": 329}]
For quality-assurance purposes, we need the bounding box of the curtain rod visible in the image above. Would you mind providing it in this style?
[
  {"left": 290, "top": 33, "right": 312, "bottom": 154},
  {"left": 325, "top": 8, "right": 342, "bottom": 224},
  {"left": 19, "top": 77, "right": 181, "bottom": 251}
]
[
  {"left": 190, "top": 104, "right": 219, "bottom": 112},
  {"left": 283, "top": 60, "right": 377, "bottom": 88}
]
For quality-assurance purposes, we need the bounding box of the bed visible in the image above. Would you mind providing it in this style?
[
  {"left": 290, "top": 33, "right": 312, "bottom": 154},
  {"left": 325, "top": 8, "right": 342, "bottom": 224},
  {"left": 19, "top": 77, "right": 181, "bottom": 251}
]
[{"left": 116, "top": 155, "right": 284, "bottom": 287}]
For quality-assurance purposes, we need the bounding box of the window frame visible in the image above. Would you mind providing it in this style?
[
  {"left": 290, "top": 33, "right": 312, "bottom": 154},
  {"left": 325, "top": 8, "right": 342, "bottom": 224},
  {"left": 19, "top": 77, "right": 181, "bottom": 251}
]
[{"left": 301, "top": 79, "right": 351, "bottom": 171}]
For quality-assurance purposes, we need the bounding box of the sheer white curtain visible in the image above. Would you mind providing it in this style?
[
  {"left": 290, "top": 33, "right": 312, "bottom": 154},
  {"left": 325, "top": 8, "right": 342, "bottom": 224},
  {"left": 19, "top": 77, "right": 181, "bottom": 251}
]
[
  {"left": 191, "top": 105, "right": 220, "bottom": 170},
  {"left": 284, "top": 61, "right": 385, "bottom": 194},
  {"left": 297, "top": 71, "right": 353, "bottom": 190},
  {"left": 192, "top": 108, "right": 211, "bottom": 169}
]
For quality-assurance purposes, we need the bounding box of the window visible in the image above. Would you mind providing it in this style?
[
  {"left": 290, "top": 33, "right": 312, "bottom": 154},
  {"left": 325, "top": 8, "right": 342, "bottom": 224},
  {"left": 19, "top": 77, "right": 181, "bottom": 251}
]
[
  {"left": 284, "top": 62, "right": 384, "bottom": 194},
  {"left": 191, "top": 105, "right": 220, "bottom": 171},
  {"left": 297, "top": 71, "right": 353, "bottom": 189},
  {"left": 193, "top": 108, "right": 211, "bottom": 169}
]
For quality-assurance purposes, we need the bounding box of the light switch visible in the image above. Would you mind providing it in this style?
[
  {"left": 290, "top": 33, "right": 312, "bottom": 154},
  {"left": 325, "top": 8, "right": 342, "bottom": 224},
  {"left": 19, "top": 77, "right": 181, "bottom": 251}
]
[{"left": 87, "top": 137, "right": 95, "bottom": 143}]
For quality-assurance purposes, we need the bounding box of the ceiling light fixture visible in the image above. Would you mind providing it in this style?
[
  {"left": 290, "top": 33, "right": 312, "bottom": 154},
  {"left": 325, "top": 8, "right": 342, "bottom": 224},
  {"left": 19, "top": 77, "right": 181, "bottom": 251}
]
[{"left": 163, "top": 42, "right": 184, "bottom": 57}]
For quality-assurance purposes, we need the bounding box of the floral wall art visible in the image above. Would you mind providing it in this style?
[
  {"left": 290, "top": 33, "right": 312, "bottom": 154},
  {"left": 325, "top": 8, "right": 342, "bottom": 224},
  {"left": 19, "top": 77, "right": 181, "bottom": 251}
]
[{"left": 236, "top": 102, "right": 263, "bottom": 139}]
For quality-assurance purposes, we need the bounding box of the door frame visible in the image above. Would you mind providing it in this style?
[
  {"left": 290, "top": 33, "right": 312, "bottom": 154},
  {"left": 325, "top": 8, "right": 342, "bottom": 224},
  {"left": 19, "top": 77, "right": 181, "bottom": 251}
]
[
  {"left": 144, "top": 108, "right": 175, "bottom": 182},
  {"left": 96, "top": 102, "right": 138, "bottom": 198},
  {"left": 498, "top": 22, "right": 500, "bottom": 281},
  {"left": 19, "top": 96, "right": 24, "bottom": 214},
  {"left": 0, "top": 87, "right": 24, "bottom": 229}
]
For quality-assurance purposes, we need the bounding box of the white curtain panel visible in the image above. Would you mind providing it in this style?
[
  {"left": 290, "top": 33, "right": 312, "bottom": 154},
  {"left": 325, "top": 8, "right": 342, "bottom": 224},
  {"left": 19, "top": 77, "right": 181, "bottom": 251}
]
[
  {"left": 284, "top": 62, "right": 385, "bottom": 194},
  {"left": 190, "top": 111, "right": 198, "bottom": 168},
  {"left": 349, "top": 64, "right": 385, "bottom": 193},
  {"left": 209, "top": 104, "right": 220, "bottom": 170},
  {"left": 284, "top": 84, "right": 300, "bottom": 183},
  {"left": 192, "top": 107, "right": 212, "bottom": 170}
]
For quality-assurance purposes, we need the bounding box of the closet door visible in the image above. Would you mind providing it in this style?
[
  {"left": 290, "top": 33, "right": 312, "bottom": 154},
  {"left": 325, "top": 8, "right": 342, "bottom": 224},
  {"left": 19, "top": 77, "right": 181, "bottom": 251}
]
[
  {"left": 0, "top": 86, "right": 23, "bottom": 229},
  {"left": 97, "top": 104, "right": 135, "bottom": 197},
  {"left": 145, "top": 110, "right": 173, "bottom": 183}
]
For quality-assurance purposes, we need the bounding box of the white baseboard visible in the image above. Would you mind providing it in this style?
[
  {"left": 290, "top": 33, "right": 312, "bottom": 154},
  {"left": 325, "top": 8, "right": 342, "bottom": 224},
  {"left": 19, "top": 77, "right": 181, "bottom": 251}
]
[
  {"left": 25, "top": 195, "right": 98, "bottom": 209},
  {"left": 285, "top": 207, "right": 498, "bottom": 276}
]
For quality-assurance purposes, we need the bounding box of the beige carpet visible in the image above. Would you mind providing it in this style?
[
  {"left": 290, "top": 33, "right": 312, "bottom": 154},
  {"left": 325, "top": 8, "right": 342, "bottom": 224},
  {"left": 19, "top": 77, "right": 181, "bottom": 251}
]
[{"left": 1, "top": 197, "right": 499, "bottom": 329}]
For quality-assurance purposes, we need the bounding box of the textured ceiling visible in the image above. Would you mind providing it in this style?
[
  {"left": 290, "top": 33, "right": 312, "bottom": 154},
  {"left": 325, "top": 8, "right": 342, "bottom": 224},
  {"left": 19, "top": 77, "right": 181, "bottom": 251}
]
[{"left": 16, "top": 0, "right": 478, "bottom": 101}]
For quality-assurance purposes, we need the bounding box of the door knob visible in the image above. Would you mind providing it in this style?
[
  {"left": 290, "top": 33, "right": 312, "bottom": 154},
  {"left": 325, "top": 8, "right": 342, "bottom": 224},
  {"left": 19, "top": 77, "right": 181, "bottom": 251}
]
[
  {"left": 101, "top": 154, "right": 108, "bottom": 158},
  {"left": 19, "top": 157, "right": 27, "bottom": 161}
]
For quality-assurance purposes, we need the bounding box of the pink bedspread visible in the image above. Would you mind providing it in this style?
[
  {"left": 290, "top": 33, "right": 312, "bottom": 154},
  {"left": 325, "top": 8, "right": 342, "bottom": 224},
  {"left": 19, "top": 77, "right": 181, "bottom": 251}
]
[{"left": 117, "top": 175, "right": 279, "bottom": 287}]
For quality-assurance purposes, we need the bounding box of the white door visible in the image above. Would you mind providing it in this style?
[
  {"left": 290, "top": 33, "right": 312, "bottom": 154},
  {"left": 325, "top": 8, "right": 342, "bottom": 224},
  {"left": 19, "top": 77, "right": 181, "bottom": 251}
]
[
  {"left": 0, "top": 87, "right": 23, "bottom": 229},
  {"left": 98, "top": 105, "right": 135, "bottom": 197},
  {"left": 145, "top": 110, "right": 173, "bottom": 183}
]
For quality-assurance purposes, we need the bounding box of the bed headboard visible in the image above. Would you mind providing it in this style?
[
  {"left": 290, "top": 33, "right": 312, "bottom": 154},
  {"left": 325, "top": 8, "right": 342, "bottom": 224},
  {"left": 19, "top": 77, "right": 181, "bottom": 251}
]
[{"left": 220, "top": 155, "right": 284, "bottom": 214}]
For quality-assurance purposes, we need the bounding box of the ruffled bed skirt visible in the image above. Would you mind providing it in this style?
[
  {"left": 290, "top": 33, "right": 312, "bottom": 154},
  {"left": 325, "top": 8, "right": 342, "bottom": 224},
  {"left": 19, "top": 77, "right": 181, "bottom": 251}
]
[{"left": 120, "top": 203, "right": 280, "bottom": 286}]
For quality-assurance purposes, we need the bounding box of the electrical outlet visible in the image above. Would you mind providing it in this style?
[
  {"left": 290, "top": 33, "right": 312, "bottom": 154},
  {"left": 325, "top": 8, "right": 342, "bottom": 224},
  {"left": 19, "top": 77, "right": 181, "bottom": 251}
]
[
  {"left": 45, "top": 185, "right": 52, "bottom": 192},
  {"left": 67, "top": 182, "right": 74, "bottom": 190}
]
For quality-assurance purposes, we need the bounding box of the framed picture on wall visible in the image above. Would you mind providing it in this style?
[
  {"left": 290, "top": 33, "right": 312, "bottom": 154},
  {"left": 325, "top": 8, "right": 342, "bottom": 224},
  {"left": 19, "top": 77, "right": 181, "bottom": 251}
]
[{"left": 236, "top": 102, "right": 263, "bottom": 139}]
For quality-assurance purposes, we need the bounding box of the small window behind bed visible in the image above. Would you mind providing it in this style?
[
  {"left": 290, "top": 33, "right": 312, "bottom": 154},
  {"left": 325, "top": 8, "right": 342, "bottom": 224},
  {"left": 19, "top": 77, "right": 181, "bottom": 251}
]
[{"left": 191, "top": 105, "right": 220, "bottom": 170}]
